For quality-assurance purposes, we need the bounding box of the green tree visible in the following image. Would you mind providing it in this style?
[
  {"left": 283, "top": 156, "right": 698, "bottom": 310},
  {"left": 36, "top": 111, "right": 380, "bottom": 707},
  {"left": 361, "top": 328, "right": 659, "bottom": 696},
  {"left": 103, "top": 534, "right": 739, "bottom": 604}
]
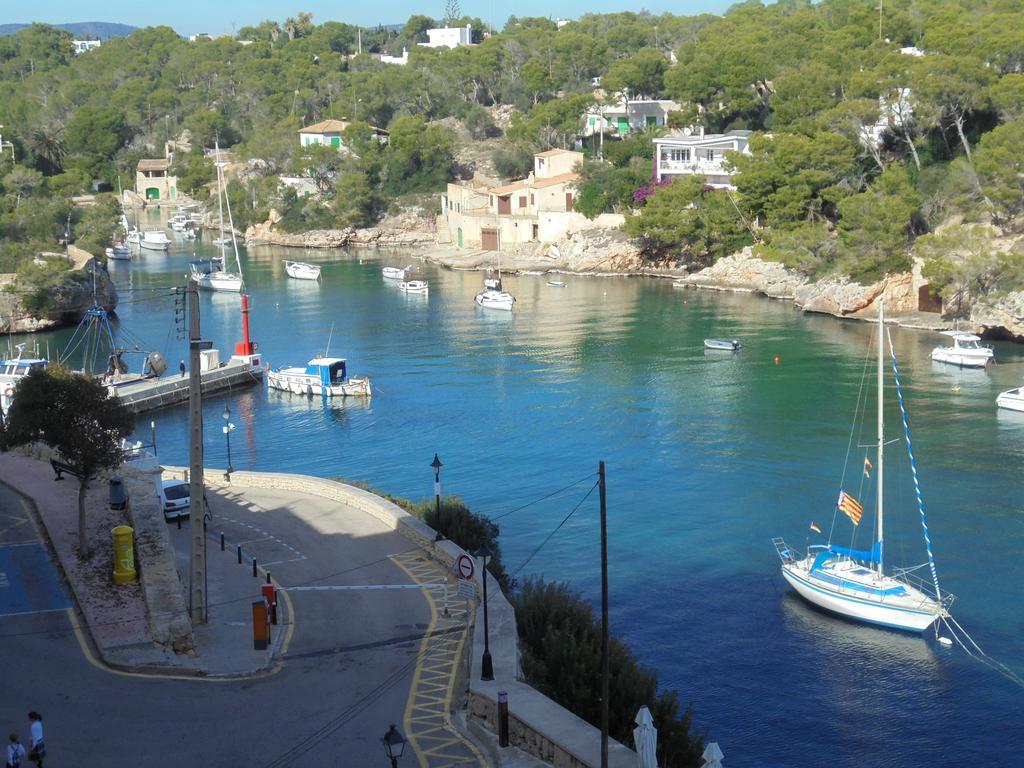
[
  {"left": 990, "top": 73, "right": 1024, "bottom": 123},
  {"left": 974, "top": 119, "right": 1024, "bottom": 229},
  {"left": 755, "top": 221, "right": 835, "bottom": 277},
  {"left": 623, "top": 175, "right": 751, "bottom": 262},
  {"left": 3, "top": 367, "right": 135, "bottom": 558},
  {"left": 333, "top": 172, "right": 386, "bottom": 227},
  {"left": 381, "top": 116, "right": 453, "bottom": 194},
  {"left": 29, "top": 126, "right": 67, "bottom": 176},
  {"left": 909, "top": 54, "right": 994, "bottom": 164}
]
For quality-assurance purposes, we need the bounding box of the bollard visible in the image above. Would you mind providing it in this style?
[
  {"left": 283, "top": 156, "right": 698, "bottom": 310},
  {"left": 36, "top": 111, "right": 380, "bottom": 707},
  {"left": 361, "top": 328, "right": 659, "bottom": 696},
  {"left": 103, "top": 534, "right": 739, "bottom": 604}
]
[
  {"left": 177, "top": 514, "right": 182, "bottom": 530},
  {"left": 251, "top": 600, "right": 269, "bottom": 650},
  {"left": 266, "top": 571, "right": 271, "bottom": 584},
  {"left": 252, "top": 557, "right": 257, "bottom": 578},
  {"left": 237, "top": 545, "right": 242, "bottom": 564},
  {"left": 220, "top": 532, "right": 225, "bottom": 551},
  {"left": 498, "top": 691, "right": 509, "bottom": 747}
]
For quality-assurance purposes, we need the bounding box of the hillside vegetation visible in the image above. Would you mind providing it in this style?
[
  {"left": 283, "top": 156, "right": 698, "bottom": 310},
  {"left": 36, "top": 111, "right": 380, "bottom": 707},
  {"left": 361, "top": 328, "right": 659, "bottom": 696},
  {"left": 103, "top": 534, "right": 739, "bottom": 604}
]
[{"left": 1, "top": 2, "right": 1022, "bottom": 313}]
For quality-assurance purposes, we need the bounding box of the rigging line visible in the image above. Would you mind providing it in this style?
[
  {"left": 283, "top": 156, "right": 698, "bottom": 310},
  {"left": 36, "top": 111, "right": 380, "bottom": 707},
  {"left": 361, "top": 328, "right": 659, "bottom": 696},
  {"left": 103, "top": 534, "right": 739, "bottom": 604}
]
[
  {"left": 490, "top": 471, "right": 598, "bottom": 520},
  {"left": 831, "top": 324, "right": 875, "bottom": 543},
  {"left": 941, "top": 617, "right": 1024, "bottom": 690},
  {"left": 887, "top": 328, "right": 942, "bottom": 601},
  {"left": 512, "top": 480, "right": 599, "bottom": 576}
]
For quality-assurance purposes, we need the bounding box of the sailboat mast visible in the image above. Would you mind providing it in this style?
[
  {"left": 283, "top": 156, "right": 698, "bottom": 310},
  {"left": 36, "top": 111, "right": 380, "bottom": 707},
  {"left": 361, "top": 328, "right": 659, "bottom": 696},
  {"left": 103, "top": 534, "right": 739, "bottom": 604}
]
[
  {"left": 215, "top": 141, "right": 226, "bottom": 264},
  {"left": 877, "top": 299, "right": 885, "bottom": 576}
]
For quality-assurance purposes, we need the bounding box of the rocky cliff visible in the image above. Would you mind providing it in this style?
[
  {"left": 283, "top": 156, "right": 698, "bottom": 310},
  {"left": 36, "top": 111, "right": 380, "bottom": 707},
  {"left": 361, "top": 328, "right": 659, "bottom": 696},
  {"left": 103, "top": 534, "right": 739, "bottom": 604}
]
[
  {"left": 0, "top": 246, "right": 118, "bottom": 334},
  {"left": 245, "top": 208, "right": 435, "bottom": 249}
]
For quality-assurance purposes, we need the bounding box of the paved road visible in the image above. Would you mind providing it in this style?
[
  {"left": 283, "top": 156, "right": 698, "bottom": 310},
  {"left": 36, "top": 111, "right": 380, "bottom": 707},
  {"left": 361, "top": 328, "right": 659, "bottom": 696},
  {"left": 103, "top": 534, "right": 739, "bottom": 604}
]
[{"left": 0, "top": 480, "right": 483, "bottom": 767}]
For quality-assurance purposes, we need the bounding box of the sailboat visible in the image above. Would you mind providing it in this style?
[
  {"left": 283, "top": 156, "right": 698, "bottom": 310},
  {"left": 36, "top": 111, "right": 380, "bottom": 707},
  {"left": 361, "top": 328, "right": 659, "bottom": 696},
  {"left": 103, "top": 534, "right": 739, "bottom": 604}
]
[
  {"left": 190, "top": 142, "right": 243, "bottom": 292},
  {"left": 773, "top": 301, "right": 954, "bottom": 633},
  {"left": 475, "top": 252, "right": 515, "bottom": 311}
]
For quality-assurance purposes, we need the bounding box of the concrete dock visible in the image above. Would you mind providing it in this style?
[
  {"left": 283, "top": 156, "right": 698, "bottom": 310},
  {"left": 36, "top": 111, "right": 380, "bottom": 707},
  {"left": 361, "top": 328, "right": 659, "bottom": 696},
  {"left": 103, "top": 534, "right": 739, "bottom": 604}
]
[{"left": 109, "top": 359, "right": 263, "bottom": 413}]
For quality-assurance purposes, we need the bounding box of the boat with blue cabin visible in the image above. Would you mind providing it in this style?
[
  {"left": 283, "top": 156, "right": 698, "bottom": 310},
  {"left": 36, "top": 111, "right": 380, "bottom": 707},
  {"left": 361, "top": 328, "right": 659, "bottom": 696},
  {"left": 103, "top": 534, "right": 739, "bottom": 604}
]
[
  {"left": 266, "top": 355, "right": 371, "bottom": 398},
  {"left": 0, "top": 344, "right": 48, "bottom": 415}
]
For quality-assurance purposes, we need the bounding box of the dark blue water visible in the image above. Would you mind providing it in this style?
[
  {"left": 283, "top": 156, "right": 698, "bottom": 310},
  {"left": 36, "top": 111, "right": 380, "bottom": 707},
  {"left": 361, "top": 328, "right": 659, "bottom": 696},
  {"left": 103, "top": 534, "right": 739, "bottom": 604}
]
[{"left": 14, "top": 226, "right": 1024, "bottom": 766}]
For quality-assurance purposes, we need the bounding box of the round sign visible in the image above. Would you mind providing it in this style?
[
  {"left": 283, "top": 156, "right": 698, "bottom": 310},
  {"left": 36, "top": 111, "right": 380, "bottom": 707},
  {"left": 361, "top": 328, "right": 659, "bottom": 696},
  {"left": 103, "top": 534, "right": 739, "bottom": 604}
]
[{"left": 456, "top": 554, "right": 475, "bottom": 580}]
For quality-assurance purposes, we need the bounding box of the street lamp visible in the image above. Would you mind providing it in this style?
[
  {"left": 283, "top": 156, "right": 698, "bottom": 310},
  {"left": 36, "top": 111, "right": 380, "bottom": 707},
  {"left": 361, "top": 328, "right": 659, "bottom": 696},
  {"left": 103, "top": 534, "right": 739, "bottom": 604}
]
[
  {"left": 222, "top": 403, "right": 236, "bottom": 481},
  {"left": 380, "top": 724, "right": 406, "bottom": 768},
  {"left": 474, "top": 543, "right": 495, "bottom": 681},
  {"left": 150, "top": 420, "right": 157, "bottom": 456},
  {"left": 431, "top": 453, "right": 443, "bottom": 541}
]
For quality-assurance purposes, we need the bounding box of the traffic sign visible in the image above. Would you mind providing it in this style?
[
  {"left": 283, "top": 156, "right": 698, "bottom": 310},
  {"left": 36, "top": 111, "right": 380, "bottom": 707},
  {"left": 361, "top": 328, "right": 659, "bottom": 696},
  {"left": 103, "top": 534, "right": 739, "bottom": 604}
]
[
  {"left": 458, "top": 580, "right": 476, "bottom": 599},
  {"left": 456, "top": 554, "right": 475, "bottom": 580}
]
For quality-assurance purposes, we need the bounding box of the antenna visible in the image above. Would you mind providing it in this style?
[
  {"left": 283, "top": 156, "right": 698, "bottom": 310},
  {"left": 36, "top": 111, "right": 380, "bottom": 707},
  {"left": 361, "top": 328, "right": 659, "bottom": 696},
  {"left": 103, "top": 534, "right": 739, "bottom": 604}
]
[{"left": 325, "top": 322, "right": 335, "bottom": 358}]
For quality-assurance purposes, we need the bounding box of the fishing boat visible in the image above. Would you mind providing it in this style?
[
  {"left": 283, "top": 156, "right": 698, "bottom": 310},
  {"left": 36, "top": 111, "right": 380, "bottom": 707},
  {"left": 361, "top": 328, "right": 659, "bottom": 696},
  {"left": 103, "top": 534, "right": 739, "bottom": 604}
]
[
  {"left": 382, "top": 265, "right": 410, "bottom": 280},
  {"left": 546, "top": 280, "right": 567, "bottom": 288},
  {"left": 267, "top": 356, "right": 371, "bottom": 398},
  {"left": 704, "top": 339, "right": 741, "bottom": 351},
  {"left": 140, "top": 230, "right": 171, "bottom": 250},
  {"left": 930, "top": 330, "right": 993, "bottom": 368},
  {"left": 106, "top": 242, "right": 131, "bottom": 260},
  {"left": 773, "top": 301, "right": 954, "bottom": 633},
  {"left": 474, "top": 289, "right": 515, "bottom": 311},
  {"left": 398, "top": 280, "right": 428, "bottom": 294},
  {"left": 285, "top": 261, "right": 321, "bottom": 281},
  {"left": 996, "top": 384, "right": 1024, "bottom": 412},
  {"left": 190, "top": 142, "right": 244, "bottom": 292}
]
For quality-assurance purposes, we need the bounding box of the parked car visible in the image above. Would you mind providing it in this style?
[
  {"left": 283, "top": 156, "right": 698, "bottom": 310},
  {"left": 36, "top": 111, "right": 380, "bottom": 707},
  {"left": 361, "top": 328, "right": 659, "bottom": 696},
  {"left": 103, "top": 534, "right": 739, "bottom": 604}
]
[{"left": 158, "top": 479, "right": 191, "bottom": 521}]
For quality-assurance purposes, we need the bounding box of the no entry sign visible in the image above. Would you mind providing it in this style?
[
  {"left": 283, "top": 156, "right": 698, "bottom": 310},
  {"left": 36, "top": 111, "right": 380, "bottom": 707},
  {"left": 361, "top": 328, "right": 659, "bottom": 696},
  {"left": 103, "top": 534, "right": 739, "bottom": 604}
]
[{"left": 456, "top": 553, "right": 475, "bottom": 580}]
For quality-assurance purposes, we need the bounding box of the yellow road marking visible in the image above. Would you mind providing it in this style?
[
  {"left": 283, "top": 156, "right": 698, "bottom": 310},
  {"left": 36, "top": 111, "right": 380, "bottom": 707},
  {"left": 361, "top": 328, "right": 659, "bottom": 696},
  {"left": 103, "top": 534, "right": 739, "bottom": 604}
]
[{"left": 392, "top": 552, "right": 486, "bottom": 768}]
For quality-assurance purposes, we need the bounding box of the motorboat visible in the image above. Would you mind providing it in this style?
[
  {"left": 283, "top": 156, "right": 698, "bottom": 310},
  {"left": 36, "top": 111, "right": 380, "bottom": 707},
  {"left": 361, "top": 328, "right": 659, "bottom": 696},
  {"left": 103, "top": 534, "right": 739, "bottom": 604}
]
[
  {"left": 285, "top": 261, "right": 321, "bottom": 281},
  {"left": 211, "top": 236, "right": 232, "bottom": 246},
  {"left": 189, "top": 259, "right": 243, "bottom": 292},
  {"left": 382, "top": 266, "right": 410, "bottom": 280},
  {"left": 140, "top": 230, "right": 171, "bottom": 250},
  {"left": 267, "top": 356, "right": 371, "bottom": 398},
  {"left": 399, "top": 280, "right": 428, "bottom": 294},
  {"left": 773, "top": 301, "right": 954, "bottom": 633},
  {"left": 704, "top": 339, "right": 741, "bottom": 351},
  {"left": 930, "top": 330, "right": 993, "bottom": 368},
  {"left": 475, "top": 289, "right": 515, "bottom": 311},
  {"left": 126, "top": 229, "right": 141, "bottom": 246},
  {"left": 106, "top": 242, "right": 132, "bottom": 260},
  {"left": 546, "top": 280, "right": 567, "bottom": 288},
  {"left": 169, "top": 211, "right": 189, "bottom": 231},
  {"left": 0, "top": 344, "right": 48, "bottom": 416},
  {"left": 996, "top": 386, "right": 1024, "bottom": 412}
]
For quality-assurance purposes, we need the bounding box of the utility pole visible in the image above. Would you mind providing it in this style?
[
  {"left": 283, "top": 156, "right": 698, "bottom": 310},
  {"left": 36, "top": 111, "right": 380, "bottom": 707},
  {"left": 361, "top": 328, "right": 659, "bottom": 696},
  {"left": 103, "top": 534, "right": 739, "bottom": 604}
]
[
  {"left": 187, "top": 283, "right": 208, "bottom": 624},
  {"left": 599, "top": 460, "right": 609, "bottom": 768}
]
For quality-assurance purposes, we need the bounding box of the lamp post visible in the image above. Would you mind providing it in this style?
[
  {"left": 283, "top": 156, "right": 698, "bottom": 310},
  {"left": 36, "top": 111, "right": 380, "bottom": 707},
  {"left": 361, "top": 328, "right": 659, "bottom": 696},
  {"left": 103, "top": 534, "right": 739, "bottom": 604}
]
[
  {"left": 474, "top": 543, "right": 494, "bottom": 681},
  {"left": 380, "top": 724, "right": 406, "bottom": 768},
  {"left": 431, "top": 453, "right": 443, "bottom": 541},
  {"left": 150, "top": 420, "right": 157, "bottom": 456},
  {"left": 222, "top": 403, "right": 235, "bottom": 481}
]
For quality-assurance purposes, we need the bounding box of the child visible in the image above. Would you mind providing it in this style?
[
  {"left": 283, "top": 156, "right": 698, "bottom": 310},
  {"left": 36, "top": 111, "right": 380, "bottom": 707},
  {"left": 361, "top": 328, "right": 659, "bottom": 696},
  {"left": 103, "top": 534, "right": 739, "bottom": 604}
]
[{"left": 6, "top": 734, "right": 26, "bottom": 768}]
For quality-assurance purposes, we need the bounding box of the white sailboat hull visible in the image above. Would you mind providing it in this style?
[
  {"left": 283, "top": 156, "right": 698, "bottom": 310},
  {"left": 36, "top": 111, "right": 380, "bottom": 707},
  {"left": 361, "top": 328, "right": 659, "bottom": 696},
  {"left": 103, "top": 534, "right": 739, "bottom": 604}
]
[
  {"left": 475, "top": 290, "right": 514, "bottom": 311},
  {"left": 781, "top": 559, "right": 942, "bottom": 632},
  {"left": 996, "top": 387, "right": 1024, "bottom": 412},
  {"left": 191, "top": 272, "right": 243, "bottom": 292},
  {"left": 285, "top": 261, "right": 321, "bottom": 280}
]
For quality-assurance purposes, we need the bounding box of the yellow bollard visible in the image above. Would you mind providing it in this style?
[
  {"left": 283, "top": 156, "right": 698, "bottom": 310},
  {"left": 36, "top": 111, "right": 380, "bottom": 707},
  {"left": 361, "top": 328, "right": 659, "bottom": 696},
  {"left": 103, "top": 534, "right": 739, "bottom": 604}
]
[{"left": 112, "top": 525, "right": 137, "bottom": 584}]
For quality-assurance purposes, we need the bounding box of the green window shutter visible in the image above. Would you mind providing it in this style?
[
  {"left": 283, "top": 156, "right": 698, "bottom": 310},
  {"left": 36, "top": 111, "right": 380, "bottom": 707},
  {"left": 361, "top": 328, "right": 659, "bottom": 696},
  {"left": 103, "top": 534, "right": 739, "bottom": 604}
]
[
  {"left": 646, "top": 115, "right": 657, "bottom": 126},
  {"left": 617, "top": 117, "right": 629, "bottom": 132},
  {"left": 331, "top": 136, "right": 341, "bottom": 148},
  {"left": 588, "top": 116, "right": 595, "bottom": 126}
]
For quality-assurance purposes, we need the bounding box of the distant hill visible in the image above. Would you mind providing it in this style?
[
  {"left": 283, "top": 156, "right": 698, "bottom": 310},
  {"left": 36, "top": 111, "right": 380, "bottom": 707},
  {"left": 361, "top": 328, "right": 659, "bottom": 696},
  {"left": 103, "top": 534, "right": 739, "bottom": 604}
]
[{"left": 0, "top": 22, "right": 136, "bottom": 40}]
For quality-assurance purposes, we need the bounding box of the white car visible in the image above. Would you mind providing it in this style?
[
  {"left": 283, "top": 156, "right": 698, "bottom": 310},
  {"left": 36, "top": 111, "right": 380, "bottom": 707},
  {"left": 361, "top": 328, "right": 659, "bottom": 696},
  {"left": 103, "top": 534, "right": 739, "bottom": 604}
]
[{"left": 158, "top": 479, "right": 191, "bottom": 521}]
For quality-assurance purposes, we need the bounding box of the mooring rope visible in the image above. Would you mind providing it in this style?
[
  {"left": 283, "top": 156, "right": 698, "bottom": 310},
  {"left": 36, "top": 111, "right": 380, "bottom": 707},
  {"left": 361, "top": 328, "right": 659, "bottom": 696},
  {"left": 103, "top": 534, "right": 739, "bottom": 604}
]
[{"left": 940, "top": 616, "right": 1024, "bottom": 690}]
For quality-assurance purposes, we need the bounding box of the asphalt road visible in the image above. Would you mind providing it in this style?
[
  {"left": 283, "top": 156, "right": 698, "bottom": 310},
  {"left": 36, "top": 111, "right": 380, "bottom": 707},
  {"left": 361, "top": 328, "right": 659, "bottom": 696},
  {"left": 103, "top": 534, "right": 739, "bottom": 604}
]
[{"left": 0, "top": 480, "right": 479, "bottom": 767}]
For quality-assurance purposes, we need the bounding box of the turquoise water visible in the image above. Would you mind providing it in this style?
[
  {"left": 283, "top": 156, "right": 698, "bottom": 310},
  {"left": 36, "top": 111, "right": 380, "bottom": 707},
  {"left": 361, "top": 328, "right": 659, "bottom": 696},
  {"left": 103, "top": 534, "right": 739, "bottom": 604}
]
[{"left": 17, "top": 227, "right": 1024, "bottom": 766}]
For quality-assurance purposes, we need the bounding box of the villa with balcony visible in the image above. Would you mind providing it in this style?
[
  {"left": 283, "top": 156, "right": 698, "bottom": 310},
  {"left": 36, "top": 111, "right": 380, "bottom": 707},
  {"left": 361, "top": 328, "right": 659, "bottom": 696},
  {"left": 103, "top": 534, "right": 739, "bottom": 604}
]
[{"left": 652, "top": 129, "right": 753, "bottom": 189}]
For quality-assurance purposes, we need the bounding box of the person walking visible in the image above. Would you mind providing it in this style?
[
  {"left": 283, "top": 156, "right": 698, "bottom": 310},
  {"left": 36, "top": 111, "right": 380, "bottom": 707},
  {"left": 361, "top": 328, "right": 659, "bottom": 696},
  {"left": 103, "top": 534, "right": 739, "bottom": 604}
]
[
  {"left": 6, "top": 734, "right": 26, "bottom": 768},
  {"left": 179, "top": 359, "right": 186, "bottom": 377},
  {"left": 25, "top": 714, "right": 42, "bottom": 768}
]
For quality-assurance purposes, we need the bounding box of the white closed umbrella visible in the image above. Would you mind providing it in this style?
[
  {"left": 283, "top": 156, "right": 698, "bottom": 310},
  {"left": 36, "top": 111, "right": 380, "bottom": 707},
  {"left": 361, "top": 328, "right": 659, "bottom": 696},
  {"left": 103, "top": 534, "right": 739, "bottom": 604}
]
[
  {"left": 702, "top": 742, "right": 724, "bottom": 768},
  {"left": 633, "top": 705, "right": 658, "bottom": 768}
]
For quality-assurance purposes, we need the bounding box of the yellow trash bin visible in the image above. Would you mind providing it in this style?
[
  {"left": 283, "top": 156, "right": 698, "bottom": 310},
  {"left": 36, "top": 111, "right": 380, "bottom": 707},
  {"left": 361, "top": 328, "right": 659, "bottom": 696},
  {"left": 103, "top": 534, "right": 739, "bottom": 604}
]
[{"left": 112, "top": 525, "right": 137, "bottom": 584}]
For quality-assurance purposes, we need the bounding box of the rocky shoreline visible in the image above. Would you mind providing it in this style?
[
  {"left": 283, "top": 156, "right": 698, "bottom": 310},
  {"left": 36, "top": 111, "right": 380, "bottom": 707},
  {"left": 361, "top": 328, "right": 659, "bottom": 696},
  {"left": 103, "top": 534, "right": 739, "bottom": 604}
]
[{"left": 244, "top": 212, "right": 1024, "bottom": 340}]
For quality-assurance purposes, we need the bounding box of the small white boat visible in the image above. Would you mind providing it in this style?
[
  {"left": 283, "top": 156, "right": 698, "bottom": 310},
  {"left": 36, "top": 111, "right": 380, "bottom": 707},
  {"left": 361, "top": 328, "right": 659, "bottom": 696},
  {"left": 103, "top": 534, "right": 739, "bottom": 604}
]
[
  {"left": 267, "top": 356, "right": 371, "bottom": 398},
  {"left": 285, "top": 261, "right": 321, "bottom": 281},
  {"left": 106, "top": 242, "right": 131, "bottom": 260},
  {"left": 546, "top": 280, "right": 567, "bottom": 288},
  {"left": 0, "top": 344, "right": 48, "bottom": 416},
  {"left": 169, "top": 213, "right": 189, "bottom": 231},
  {"left": 996, "top": 386, "right": 1024, "bottom": 412},
  {"left": 140, "top": 230, "right": 171, "bottom": 250},
  {"left": 382, "top": 265, "right": 411, "bottom": 280},
  {"left": 930, "top": 330, "right": 993, "bottom": 368},
  {"left": 484, "top": 276, "right": 502, "bottom": 290},
  {"left": 399, "top": 280, "right": 428, "bottom": 294},
  {"left": 475, "top": 289, "right": 515, "bottom": 311},
  {"left": 126, "top": 229, "right": 141, "bottom": 245},
  {"left": 704, "top": 339, "right": 741, "bottom": 351},
  {"left": 189, "top": 259, "right": 243, "bottom": 292},
  {"left": 211, "top": 236, "right": 232, "bottom": 246}
]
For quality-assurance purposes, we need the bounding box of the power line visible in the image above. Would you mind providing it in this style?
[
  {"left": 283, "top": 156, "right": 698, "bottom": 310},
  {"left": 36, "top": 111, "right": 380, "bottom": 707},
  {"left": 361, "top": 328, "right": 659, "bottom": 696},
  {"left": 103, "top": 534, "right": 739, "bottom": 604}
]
[
  {"left": 512, "top": 479, "right": 599, "bottom": 576},
  {"left": 490, "top": 471, "right": 597, "bottom": 521}
]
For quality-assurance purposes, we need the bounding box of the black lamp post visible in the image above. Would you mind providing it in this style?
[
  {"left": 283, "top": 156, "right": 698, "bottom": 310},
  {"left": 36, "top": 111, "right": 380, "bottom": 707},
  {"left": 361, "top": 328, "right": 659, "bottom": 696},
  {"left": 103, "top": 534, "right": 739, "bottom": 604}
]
[
  {"left": 431, "top": 453, "right": 443, "bottom": 541},
  {"left": 474, "top": 543, "right": 495, "bottom": 681},
  {"left": 381, "top": 723, "right": 406, "bottom": 768},
  {"left": 222, "top": 403, "right": 235, "bottom": 481},
  {"left": 150, "top": 420, "right": 157, "bottom": 456}
]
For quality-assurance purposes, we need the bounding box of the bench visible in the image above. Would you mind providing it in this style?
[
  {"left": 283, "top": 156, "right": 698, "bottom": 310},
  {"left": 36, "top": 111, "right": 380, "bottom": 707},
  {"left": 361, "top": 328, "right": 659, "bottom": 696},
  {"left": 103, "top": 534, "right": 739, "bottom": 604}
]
[{"left": 50, "top": 458, "right": 82, "bottom": 480}]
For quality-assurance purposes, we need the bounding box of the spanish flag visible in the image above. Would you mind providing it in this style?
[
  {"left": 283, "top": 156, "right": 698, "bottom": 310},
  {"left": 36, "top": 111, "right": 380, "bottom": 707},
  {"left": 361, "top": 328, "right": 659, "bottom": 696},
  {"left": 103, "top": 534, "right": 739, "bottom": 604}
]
[
  {"left": 809, "top": 522, "right": 822, "bottom": 534},
  {"left": 864, "top": 457, "right": 873, "bottom": 478},
  {"left": 837, "top": 490, "right": 864, "bottom": 525}
]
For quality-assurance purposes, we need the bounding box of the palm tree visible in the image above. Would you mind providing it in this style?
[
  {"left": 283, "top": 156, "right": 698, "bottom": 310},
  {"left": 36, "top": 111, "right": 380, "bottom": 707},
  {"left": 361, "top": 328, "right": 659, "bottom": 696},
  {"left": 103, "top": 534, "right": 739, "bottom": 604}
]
[{"left": 29, "top": 125, "right": 66, "bottom": 175}]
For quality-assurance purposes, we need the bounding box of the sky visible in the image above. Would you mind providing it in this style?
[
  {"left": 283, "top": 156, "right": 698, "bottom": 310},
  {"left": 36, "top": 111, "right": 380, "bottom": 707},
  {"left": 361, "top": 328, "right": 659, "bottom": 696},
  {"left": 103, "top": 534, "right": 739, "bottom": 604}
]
[{"left": 11, "top": 1, "right": 736, "bottom": 38}]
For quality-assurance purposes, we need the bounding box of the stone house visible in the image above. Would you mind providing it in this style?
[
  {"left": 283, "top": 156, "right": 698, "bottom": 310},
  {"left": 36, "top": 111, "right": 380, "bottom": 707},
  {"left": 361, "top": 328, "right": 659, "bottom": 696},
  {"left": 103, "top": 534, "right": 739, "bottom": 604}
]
[
  {"left": 441, "top": 149, "right": 623, "bottom": 250},
  {"left": 652, "top": 129, "right": 753, "bottom": 189},
  {"left": 136, "top": 159, "right": 177, "bottom": 201}
]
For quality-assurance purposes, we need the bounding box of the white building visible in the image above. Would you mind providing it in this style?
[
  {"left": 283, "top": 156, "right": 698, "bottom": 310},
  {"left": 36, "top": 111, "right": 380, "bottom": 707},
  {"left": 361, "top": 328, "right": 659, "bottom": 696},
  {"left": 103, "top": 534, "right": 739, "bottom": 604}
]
[
  {"left": 380, "top": 48, "right": 409, "bottom": 65},
  {"left": 72, "top": 39, "right": 101, "bottom": 55},
  {"left": 583, "top": 99, "right": 681, "bottom": 137},
  {"left": 652, "top": 129, "right": 753, "bottom": 189},
  {"left": 422, "top": 25, "right": 473, "bottom": 49}
]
